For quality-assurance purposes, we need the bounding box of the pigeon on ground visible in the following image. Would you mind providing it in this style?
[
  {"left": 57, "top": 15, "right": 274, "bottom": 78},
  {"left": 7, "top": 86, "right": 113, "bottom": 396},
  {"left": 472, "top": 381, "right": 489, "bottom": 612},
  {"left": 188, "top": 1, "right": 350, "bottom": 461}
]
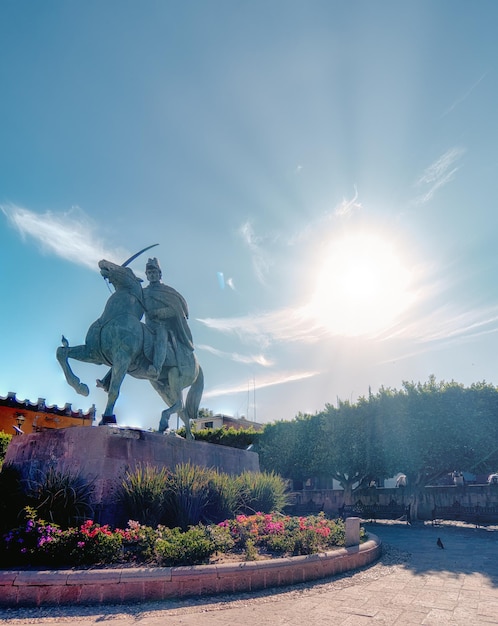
[{"left": 437, "top": 537, "right": 445, "bottom": 549}]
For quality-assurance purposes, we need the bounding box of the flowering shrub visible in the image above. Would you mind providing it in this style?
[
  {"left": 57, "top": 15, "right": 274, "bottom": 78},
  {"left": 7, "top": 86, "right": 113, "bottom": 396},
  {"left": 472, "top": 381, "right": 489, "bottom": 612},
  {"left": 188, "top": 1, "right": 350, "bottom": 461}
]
[
  {"left": 0, "top": 511, "right": 363, "bottom": 568},
  {"left": 43, "top": 520, "right": 124, "bottom": 566},
  {"left": 1, "top": 511, "right": 60, "bottom": 567},
  {"left": 0, "top": 511, "right": 123, "bottom": 567},
  {"left": 218, "top": 512, "right": 353, "bottom": 556}
]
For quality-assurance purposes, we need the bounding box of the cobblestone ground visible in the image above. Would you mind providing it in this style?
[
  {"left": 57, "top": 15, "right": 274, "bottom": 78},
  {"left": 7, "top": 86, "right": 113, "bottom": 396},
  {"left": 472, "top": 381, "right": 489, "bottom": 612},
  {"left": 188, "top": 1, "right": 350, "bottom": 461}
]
[{"left": 1, "top": 520, "right": 498, "bottom": 625}]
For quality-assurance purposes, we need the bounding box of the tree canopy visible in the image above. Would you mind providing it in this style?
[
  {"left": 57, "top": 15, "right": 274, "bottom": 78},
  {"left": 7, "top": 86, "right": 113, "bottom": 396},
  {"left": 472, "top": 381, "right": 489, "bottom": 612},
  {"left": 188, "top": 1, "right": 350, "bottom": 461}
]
[{"left": 258, "top": 377, "right": 498, "bottom": 492}]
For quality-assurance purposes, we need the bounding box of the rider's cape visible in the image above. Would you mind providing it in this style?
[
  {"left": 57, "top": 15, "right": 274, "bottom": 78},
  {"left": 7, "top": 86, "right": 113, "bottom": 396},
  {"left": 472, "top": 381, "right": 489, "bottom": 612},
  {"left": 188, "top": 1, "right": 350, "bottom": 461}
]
[{"left": 144, "top": 283, "right": 194, "bottom": 353}]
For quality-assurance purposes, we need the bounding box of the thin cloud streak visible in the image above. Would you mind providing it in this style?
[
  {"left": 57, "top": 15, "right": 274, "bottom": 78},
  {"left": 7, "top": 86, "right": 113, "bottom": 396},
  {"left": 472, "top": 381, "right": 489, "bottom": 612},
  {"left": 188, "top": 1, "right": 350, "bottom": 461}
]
[
  {"left": 334, "top": 186, "right": 362, "bottom": 217},
  {"left": 203, "top": 369, "right": 320, "bottom": 399},
  {"left": 1, "top": 204, "right": 128, "bottom": 270},
  {"left": 199, "top": 295, "right": 498, "bottom": 357},
  {"left": 442, "top": 72, "right": 488, "bottom": 117},
  {"left": 197, "top": 307, "right": 327, "bottom": 348},
  {"left": 197, "top": 343, "right": 274, "bottom": 366},
  {"left": 415, "top": 147, "right": 465, "bottom": 204},
  {"left": 379, "top": 303, "right": 498, "bottom": 346}
]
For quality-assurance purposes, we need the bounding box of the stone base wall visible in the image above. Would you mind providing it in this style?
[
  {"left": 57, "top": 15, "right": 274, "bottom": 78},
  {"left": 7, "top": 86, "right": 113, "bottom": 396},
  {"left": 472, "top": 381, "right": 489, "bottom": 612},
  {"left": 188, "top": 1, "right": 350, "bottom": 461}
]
[{"left": 4, "top": 426, "right": 260, "bottom": 525}]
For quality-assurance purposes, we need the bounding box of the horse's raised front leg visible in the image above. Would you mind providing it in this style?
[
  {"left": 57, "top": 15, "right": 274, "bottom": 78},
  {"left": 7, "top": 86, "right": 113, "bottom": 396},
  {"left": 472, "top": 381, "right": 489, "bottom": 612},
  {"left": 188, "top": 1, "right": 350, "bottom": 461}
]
[{"left": 56, "top": 336, "right": 90, "bottom": 396}]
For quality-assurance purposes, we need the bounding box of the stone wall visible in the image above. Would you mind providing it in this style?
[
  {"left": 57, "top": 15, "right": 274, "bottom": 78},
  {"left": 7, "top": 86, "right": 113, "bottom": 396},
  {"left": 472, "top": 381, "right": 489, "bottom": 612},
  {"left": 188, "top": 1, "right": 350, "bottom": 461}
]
[
  {"left": 4, "top": 426, "right": 260, "bottom": 525},
  {"left": 290, "top": 485, "right": 498, "bottom": 520}
]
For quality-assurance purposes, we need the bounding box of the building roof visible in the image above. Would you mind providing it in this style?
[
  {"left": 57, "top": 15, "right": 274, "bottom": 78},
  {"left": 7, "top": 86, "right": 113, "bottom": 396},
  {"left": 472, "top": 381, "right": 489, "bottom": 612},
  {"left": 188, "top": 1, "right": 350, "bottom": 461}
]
[{"left": 0, "top": 391, "right": 96, "bottom": 419}]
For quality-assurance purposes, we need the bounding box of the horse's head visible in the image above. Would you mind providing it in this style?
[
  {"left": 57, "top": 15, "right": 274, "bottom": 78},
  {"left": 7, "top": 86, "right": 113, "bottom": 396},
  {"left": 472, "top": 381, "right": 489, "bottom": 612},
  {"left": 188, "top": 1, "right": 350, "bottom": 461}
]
[{"left": 99, "top": 259, "right": 143, "bottom": 290}]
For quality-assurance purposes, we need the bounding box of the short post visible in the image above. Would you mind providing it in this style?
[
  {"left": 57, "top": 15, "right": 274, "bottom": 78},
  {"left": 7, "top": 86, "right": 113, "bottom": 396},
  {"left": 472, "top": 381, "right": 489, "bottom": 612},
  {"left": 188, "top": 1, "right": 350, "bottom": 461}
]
[{"left": 345, "top": 516, "right": 360, "bottom": 547}]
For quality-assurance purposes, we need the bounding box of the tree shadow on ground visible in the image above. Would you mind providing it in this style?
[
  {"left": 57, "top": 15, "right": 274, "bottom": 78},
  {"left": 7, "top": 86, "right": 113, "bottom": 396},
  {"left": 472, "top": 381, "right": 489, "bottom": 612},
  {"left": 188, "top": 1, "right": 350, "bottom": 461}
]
[{"left": 366, "top": 519, "right": 498, "bottom": 586}]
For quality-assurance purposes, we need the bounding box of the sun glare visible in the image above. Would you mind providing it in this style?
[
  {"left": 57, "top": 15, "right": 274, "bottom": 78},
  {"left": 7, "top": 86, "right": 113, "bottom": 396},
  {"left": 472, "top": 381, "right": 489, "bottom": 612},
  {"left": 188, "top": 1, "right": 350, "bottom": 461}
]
[{"left": 307, "top": 232, "right": 415, "bottom": 337}]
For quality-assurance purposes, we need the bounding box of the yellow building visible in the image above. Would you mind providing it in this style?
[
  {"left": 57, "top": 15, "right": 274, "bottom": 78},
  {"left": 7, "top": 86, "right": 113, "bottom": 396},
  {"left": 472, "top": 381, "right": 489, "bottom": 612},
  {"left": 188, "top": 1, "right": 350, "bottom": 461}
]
[{"left": 0, "top": 392, "right": 95, "bottom": 435}]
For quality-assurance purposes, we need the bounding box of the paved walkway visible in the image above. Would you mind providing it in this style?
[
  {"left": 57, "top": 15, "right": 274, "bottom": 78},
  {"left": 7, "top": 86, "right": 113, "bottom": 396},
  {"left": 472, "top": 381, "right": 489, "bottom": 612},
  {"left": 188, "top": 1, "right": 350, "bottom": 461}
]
[{"left": 1, "top": 521, "right": 498, "bottom": 625}]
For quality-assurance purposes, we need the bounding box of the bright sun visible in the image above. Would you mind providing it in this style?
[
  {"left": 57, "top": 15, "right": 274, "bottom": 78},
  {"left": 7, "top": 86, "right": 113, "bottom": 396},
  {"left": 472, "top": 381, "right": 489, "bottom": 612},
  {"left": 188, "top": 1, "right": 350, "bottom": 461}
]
[{"left": 306, "top": 232, "right": 415, "bottom": 337}]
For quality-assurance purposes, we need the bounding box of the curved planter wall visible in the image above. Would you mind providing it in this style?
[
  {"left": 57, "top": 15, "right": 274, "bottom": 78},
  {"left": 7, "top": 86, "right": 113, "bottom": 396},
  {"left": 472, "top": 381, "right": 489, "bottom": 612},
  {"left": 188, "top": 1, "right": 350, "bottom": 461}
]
[{"left": 0, "top": 534, "right": 381, "bottom": 607}]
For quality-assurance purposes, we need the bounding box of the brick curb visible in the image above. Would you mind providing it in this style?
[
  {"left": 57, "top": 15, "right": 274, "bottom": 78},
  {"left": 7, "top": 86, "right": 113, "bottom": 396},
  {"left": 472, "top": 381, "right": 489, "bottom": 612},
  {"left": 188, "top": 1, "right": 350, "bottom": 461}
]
[{"left": 0, "top": 534, "right": 381, "bottom": 607}]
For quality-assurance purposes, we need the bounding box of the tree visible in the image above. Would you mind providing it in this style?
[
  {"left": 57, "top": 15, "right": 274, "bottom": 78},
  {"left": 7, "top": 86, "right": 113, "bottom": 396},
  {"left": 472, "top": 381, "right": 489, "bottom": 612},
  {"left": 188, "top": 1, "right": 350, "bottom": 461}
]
[
  {"left": 258, "top": 414, "right": 316, "bottom": 484},
  {"left": 315, "top": 396, "right": 397, "bottom": 503},
  {"left": 259, "top": 378, "right": 498, "bottom": 512}
]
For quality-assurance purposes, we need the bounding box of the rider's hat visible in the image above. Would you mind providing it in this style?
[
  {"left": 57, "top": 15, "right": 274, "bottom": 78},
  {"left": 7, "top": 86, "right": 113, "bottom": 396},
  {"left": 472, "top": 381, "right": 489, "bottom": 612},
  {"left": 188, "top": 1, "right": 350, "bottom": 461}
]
[{"left": 146, "top": 257, "right": 161, "bottom": 273}]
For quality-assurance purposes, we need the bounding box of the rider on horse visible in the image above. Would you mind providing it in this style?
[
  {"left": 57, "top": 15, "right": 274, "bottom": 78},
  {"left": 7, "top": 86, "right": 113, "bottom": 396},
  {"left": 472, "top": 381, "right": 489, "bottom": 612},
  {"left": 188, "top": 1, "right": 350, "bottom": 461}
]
[{"left": 143, "top": 257, "right": 194, "bottom": 380}]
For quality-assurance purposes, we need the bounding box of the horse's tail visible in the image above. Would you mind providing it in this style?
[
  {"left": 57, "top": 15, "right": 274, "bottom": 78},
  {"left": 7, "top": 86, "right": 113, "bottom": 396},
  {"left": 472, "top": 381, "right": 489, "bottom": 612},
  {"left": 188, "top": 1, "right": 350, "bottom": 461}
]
[{"left": 184, "top": 365, "right": 204, "bottom": 423}]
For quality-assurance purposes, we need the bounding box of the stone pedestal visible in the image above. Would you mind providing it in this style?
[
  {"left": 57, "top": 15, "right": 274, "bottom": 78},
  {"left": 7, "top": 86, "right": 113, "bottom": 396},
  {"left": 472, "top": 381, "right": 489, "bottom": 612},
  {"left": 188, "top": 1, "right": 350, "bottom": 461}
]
[
  {"left": 345, "top": 516, "right": 361, "bottom": 547},
  {"left": 4, "top": 426, "right": 260, "bottom": 525}
]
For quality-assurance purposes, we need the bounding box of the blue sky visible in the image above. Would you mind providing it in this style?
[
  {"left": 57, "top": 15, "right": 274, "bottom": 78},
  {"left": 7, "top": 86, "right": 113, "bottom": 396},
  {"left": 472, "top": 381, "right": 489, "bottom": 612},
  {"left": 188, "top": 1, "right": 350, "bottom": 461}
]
[{"left": 2, "top": 1, "right": 498, "bottom": 429}]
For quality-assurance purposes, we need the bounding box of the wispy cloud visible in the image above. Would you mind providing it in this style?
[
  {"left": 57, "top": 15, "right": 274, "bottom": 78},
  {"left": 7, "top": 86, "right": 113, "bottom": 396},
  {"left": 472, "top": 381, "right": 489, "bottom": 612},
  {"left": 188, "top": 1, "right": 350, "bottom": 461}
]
[
  {"left": 197, "top": 344, "right": 274, "bottom": 367},
  {"left": 203, "top": 369, "right": 320, "bottom": 399},
  {"left": 377, "top": 300, "right": 498, "bottom": 349},
  {"left": 239, "top": 220, "right": 273, "bottom": 285},
  {"left": 334, "top": 186, "right": 362, "bottom": 217},
  {"left": 197, "top": 306, "right": 327, "bottom": 349},
  {"left": 415, "top": 147, "right": 465, "bottom": 204},
  {"left": 1, "top": 204, "right": 128, "bottom": 270},
  {"left": 442, "top": 72, "right": 488, "bottom": 117}
]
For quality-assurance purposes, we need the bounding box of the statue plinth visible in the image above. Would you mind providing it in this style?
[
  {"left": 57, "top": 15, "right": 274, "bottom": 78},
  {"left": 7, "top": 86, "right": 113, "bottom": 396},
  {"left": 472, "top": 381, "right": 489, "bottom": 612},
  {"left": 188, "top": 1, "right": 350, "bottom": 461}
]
[{"left": 4, "top": 426, "right": 260, "bottom": 526}]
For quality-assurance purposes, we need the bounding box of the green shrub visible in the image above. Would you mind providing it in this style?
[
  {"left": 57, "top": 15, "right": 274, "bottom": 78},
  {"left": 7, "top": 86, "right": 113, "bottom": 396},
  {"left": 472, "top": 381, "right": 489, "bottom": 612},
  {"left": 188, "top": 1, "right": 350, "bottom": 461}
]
[
  {"left": 120, "top": 520, "right": 159, "bottom": 562},
  {"left": 236, "top": 471, "right": 289, "bottom": 514},
  {"left": 118, "top": 464, "right": 169, "bottom": 527},
  {"left": 153, "top": 525, "right": 215, "bottom": 566},
  {"left": 118, "top": 465, "right": 290, "bottom": 529},
  {"left": 188, "top": 426, "right": 262, "bottom": 450},
  {"left": 0, "top": 432, "right": 12, "bottom": 468},
  {"left": 204, "top": 470, "right": 243, "bottom": 523},
  {"left": 204, "top": 522, "right": 235, "bottom": 554},
  {"left": 22, "top": 466, "right": 94, "bottom": 528},
  {"left": 163, "top": 463, "right": 212, "bottom": 530}
]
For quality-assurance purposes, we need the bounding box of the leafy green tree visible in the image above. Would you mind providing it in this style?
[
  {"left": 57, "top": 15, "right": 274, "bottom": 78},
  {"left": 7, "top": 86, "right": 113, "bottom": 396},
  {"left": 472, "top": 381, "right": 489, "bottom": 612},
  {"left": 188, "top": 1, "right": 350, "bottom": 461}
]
[
  {"left": 258, "top": 415, "right": 316, "bottom": 483},
  {"left": 393, "top": 377, "right": 498, "bottom": 486},
  {"left": 258, "top": 377, "right": 498, "bottom": 512},
  {"left": 315, "top": 396, "right": 396, "bottom": 502}
]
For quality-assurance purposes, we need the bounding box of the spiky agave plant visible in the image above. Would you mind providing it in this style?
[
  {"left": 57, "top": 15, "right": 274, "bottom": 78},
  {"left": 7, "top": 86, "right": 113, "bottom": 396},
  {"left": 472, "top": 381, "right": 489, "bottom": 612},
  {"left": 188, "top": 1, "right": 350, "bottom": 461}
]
[
  {"left": 23, "top": 466, "right": 95, "bottom": 528},
  {"left": 236, "top": 471, "right": 290, "bottom": 515},
  {"left": 204, "top": 469, "right": 244, "bottom": 523},
  {"left": 163, "top": 463, "right": 212, "bottom": 530},
  {"left": 118, "top": 464, "right": 169, "bottom": 527}
]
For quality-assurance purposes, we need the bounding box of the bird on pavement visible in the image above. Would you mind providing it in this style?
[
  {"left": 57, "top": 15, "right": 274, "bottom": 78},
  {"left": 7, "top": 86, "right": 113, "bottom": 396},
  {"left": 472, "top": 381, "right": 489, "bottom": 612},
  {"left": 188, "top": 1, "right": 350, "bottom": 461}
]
[{"left": 437, "top": 537, "right": 445, "bottom": 549}]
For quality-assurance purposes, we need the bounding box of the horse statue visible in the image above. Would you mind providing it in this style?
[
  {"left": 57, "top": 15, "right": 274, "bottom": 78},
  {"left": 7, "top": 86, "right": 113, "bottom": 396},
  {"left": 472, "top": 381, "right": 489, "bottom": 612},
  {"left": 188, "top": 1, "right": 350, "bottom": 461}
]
[{"left": 56, "top": 258, "right": 203, "bottom": 439}]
